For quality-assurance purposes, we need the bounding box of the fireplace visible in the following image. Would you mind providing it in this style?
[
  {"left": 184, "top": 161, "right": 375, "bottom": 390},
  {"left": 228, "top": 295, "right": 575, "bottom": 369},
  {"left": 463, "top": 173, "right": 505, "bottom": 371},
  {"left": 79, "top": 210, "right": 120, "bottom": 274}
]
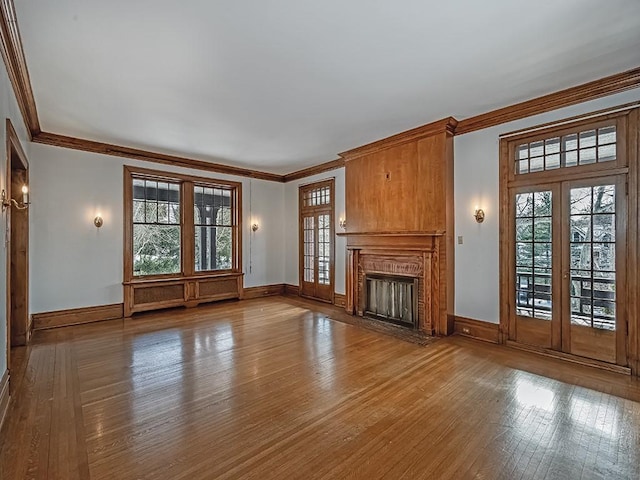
[
  {"left": 342, "top": 233, "right": 443, "bottom": 335},
  {"left": 365, "top": 274, "right": 418, "bottom": 328}
]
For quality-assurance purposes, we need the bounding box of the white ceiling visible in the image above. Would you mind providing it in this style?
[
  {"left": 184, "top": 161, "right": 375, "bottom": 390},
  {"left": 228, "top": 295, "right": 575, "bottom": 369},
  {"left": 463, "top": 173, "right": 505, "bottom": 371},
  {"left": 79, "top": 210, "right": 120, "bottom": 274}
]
[{"left": 16, "top": 0, "right": 640, "bottom": 174}]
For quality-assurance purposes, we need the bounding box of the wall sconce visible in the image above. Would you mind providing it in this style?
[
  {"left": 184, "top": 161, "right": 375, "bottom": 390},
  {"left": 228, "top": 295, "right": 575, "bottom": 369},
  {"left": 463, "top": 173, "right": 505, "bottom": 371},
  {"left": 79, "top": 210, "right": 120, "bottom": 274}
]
[
  {"left": 94, "top": 213, "right": 104, "bottom": 228},
  {"left": 339, "top": 218, "right": 347, "bottom": 230},
  {"left": 474, "top": 207, "right": 485, "bottom": 224},
  {"left": 1, "top": 185, "right": 29, "bottom": 211},
  {"left": 251, "top": 223, "right": 259, "bottom": 232}
]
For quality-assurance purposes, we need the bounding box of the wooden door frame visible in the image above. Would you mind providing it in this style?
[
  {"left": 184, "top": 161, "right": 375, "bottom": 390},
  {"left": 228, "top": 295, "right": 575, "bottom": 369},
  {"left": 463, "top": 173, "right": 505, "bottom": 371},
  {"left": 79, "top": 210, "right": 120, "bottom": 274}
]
[
  {"left": 499, "top": 105, "right": 639, "bottom": 375},
  {"left": 298, "top": 178, "right": 335, "bottom": 303},
  {"left": 5, "top": 118, "right": 29, "bottom": 373}
]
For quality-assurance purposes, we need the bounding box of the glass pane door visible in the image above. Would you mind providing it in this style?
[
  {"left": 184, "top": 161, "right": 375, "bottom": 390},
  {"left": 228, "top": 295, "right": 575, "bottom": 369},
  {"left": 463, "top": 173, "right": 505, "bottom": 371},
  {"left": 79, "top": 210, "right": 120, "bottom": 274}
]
[{"left": 564, "top": 179, "right": 624, "bottom": 364}]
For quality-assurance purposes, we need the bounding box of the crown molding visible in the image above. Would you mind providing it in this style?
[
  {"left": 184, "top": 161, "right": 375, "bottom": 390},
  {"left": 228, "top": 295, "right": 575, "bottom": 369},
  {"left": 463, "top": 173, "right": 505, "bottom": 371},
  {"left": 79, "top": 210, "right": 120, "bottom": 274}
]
[
  {"left": 32, "top": 132, "right": 285, "bottom": 182},
  {"left": 339, "top": 117, "right": 458, "bottom": 161},
  {"left": 0, "top": 0, "right": 39, "bottom": 139},
  {"left": 283, "top": 158, "right": 345, "bottom": 182},
  {"left": 456, "top": 66, "right": 640, "bottom": 135}
]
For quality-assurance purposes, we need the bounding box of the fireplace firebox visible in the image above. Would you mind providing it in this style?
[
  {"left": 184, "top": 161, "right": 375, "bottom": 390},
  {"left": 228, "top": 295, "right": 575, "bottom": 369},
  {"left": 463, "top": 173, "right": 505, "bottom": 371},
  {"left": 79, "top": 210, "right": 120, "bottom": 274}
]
[{"left": 365, "top": 274, "right": 418, "bottom": 328}]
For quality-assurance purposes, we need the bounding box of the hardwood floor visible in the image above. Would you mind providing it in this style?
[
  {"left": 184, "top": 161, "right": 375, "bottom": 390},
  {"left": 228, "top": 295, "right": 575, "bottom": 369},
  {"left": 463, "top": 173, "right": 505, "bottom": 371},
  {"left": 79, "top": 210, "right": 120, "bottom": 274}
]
[{"left": 1, "top": 296, "right": 639, "bottom": 479}]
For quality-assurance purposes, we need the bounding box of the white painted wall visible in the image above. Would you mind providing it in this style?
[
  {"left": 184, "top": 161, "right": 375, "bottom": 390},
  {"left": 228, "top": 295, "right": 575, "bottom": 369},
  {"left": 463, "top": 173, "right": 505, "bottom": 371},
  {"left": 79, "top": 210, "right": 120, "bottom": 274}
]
[
  {"left": 28, "top": 143, "right": 285, "bottom": 314},
  {"left": 284, "top": 168, "right": 346, "bottom": 294},
  {"left": 454, "top": 88, "right": 640, "bottom": 323},
  {"left": 0, "top": 69, "right": 30, "bottom": 377}
]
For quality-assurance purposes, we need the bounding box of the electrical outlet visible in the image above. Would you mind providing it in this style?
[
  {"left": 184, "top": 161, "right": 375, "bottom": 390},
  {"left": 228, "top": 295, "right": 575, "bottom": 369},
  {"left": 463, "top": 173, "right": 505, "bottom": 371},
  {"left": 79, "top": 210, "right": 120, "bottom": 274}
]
[
  {"left": 462, "top": 327, "right": 470, "bottom": 334},
  {"left": 457, "top": 236, "right": 463, "bottom": 245}
]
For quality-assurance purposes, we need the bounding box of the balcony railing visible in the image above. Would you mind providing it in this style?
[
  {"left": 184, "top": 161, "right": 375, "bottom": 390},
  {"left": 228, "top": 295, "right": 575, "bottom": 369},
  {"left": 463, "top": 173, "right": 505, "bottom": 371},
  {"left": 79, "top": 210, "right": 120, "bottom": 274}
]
[{"left": 515, "top": 271, "right": 615, "bottom": 330}]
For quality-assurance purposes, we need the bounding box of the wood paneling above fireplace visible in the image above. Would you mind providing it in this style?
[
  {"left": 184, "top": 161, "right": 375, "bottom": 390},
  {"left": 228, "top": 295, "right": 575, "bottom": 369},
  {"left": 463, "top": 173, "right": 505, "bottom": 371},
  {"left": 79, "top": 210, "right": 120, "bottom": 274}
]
[{"left": 340, "top": 117, "right": 455, "bottom": 336}]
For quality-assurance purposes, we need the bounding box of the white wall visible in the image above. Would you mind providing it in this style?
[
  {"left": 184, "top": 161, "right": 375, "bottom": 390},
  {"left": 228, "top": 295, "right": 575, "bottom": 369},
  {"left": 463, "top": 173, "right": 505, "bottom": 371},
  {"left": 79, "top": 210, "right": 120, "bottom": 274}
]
[
  {"left": 284, "top": 168, "right": 346, "bottom": 294},
  {"left": 0, "top": 67, "right": 30, "bottom": 376},
  {"left": 454, "top": 88, "right": 640, "bottom": 323},
  {"left": 28, "top": 144, "right": 285, "bottom": 314}
]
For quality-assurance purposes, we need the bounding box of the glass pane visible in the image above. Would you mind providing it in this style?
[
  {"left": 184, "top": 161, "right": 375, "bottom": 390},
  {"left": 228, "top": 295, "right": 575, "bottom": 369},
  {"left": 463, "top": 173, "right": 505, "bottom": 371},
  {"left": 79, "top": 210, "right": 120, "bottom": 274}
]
[
  {"left": 571, "top": 244, "right": 591, "bottom": 269},
  {"left": 545, "top": 137, "right": 560, "bottom": 154},
  {"left": 564, "top": 150, "right": 578, "bottom": 167},
  {"left": 534, "top": 218, "right": 551, "bottom": 242},
  {"left": 579, "top": 130, "right": 596, "bottom": 148},
  {"left": 534, "top": 191, "right": 551, "bottom": 216},
  {"left": 571, "top": 188, "right": 592, "bottom": 214},
  {"left": 598, "top": 144, "right": 616, "bottom": 162},
  {"left": 597, "top": 126, "right": 616, "bottom": 145},
  {"left": 562, "top": 134, "right": 577, "bottom": 151},
  {"left": 593, "top": 214, "right": 614, "bottom": 242},
  {"left": 516, "top": 243, "right": 533, "bottom": 267},
  {"left": 133, "top": 224, "right": 181, "bottom": 275},
  {"left": 545, "top": 154, "right": 560, "bottom": 170},
  {"left": 515, "top": 218, "right": 532, "bottom": 241},
  {"left": 593, "top": 185, "right": 615, "bottom": 213},
  {"left": 133, "top": 200, "right": 146, "bottom": 222},
  {"left": 517, "top": 159, "right": 529, "bottom": 174},
  {"left": 533, "top": 243, "right": 552, "bottom": 268},
  {"left": 530, "top": 141, "right": 544, "bottom": 157},
  {"left": 570, "top": 215, "right": 591, "bottom": 242},
  {"left": 515, "top": 193, "right": 533, "bottom": 217},
  {"left": 579, "top": 147, "right": 596, "bottom": 165},
  {"left": 530, "top": 156, "right": 544, "bottom": 172}
]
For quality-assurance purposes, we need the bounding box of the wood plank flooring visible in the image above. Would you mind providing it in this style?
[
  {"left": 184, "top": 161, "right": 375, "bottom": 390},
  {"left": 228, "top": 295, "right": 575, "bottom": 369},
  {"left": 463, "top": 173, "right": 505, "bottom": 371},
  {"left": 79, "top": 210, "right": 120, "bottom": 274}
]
[{"left": 1, "top": 296, "right": 640, "bottom": 479}]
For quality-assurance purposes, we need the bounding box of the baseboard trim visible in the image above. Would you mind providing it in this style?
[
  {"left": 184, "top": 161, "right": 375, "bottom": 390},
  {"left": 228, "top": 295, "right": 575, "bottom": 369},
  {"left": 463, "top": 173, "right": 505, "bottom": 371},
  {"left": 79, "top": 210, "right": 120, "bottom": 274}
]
[
  {"left": 284, "top": 284, "right": 299, "bottom": 296},
  {"left": 505, "top": 340, "right": 631, "bottom": 376},
  {"left": 242, "top": 284, "right": 285, "bottom": 299},
  {"left": 0, "top": 369, "right": 9, "bottom": 432},
  {"left": 453, "top": 316, "right": 500, "bottom": 344},
  {"left": 334, "top": 293, "right": 346, "bottom": 308},
  {"left": 32, "top": 303, "right": 124, "bottom": 330}
]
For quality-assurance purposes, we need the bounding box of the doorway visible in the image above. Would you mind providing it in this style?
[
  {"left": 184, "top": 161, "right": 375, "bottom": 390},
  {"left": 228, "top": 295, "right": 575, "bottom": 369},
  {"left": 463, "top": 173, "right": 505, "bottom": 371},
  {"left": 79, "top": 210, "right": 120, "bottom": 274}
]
[
  {"left": 4, "top": 119, "right": 29, "bottom": 374},
  {"left": 501, "top": 110, "right": 635, "bottom": 368},
  {"left": 299, "top": 179, "right": 334, "bottom": 303}
]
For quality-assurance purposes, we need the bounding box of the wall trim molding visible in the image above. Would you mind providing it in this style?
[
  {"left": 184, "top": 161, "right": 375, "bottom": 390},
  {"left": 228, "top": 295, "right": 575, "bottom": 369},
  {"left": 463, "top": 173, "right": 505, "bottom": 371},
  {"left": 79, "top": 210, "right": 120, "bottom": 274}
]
[
  {"left": 242, "top": 284, "right": 285, "bottom": 299},
  {"left": 456, "top": 67, "right": 640, "bottom": 135},
  {"left": 0, "top": 0, "right": 39, "bottom": 138},
  {"left": 284, "top": 284, "right": 299, "bottom": 296},
  {"left": 334, "top": 293, "right": 346, "bottom": 308},
  {"left": 33, "top": 132, "right": 285, "bottom": 183},
  {"left": 453, "top": 315, "right": 500, "bottom": 344},
  {"left": 0, "top": 369, "right": 9, "bottom": 432},
  {"left": 283, "top": 158, "right": 345, "bottom": 182},
  {"left": 339, "top": 117, "right": 458, "bottom": 161},
  {"left": 32, "top": 303, "right": 124, "bottom": 330}
]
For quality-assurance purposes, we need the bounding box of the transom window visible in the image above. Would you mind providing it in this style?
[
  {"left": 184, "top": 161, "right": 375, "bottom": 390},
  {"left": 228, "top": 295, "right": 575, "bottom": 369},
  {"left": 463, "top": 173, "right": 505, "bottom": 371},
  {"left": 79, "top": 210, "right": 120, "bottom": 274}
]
[
  {"left": 302, "top": 185, "right": 331, "bottom": 207},
  {"left": 516, "top": 125, "right": 616, "bottom": 174}
]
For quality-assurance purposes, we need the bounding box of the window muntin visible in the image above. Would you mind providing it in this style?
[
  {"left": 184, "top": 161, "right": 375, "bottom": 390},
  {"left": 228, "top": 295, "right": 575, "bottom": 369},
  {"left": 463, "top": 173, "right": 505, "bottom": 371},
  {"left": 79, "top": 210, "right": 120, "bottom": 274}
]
[
  {"left": 132, "top": 178, "right": 181, "bottom": 276},
  {"left": 516, "top": 125, "right": 616, "bottom": 175},
  {"left": 194, "top": 185, "right": 234, "bottom": 271}
]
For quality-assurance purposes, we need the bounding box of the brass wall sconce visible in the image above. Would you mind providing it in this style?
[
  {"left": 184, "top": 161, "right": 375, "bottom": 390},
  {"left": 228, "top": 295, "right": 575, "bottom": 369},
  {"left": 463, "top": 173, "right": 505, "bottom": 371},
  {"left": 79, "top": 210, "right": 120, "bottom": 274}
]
[
  {"left": 251, "top": 223, "right": 259, "bottom": 232},
  {"left": 474, "top": 207, "right": 485, "bottom": 223},
  {"left": 339, "top": 218, "right": 347, "bottom": 230},
  {"left": 94, "top": 214, "right": 104, "bottom": 228},
  {"left": 1, "top": 185, "right": 29, "bottom": 211}
]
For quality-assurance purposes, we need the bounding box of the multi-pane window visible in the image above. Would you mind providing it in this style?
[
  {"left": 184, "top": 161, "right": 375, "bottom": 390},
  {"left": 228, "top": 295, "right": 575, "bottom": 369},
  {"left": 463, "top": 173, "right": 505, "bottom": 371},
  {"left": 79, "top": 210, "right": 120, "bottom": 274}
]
[
  {"left": 569, "top": 185, "right": 616, "bottom": 330},
  {"left": 514, "top": 191, "right": 553, "bottom": 320},
  {"left": 516, "top": 125, "right": 616, "bottom": 174},
  {"left": 194, "top": 186, "right": 233, "bottom": 271},
  {"left": 132, "top": 179, "right": 181, "bottom": 276},
  {"left": 127, "top": 168, "right": 240, "bottom": 279},
  {"left": 317, "top": 213, "right": 330, "bottom": 285},
  {"left": 303, "top": 185, "right": 331, "bottom": 207},
  {"left": 303, "top": 216, "right": 315, "bottom": 282}
]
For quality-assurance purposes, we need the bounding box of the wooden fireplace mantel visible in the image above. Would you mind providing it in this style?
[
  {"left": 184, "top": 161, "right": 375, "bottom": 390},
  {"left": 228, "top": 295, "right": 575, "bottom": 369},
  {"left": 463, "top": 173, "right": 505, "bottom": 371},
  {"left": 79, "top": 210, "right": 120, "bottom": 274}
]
[
  {"left": 339, "top": 231, "right": 444, "bottom": 251},
  {"left": 343, "top": 231, "right": 444, "bottom": 335}
]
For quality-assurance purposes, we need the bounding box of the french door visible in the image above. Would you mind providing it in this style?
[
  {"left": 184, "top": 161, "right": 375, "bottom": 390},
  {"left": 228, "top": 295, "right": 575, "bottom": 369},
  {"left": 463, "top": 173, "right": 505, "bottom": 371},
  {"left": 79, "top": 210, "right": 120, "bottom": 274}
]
[
  {"left": 510, "top": 176, "right": 626, "bottom": 364},
  {"left": 299, "top": 180, "right": 334, "bottom": 303}
]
